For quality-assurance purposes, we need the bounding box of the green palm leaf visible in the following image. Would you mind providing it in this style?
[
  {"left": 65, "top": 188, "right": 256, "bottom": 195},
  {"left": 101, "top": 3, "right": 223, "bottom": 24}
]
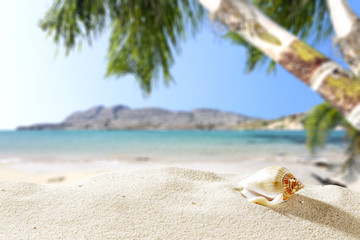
[
  {"left": 303, "top": 103, "right": 344, "bottom": 154},
  {"left": 342, "top": 123, "right": 360, "bottom": 182},
  {"left": 40, "top": 0, "right": 204, "bottom": 94},
  {"left": 304, "top": 103, "right": 360, "bottom": 182}
]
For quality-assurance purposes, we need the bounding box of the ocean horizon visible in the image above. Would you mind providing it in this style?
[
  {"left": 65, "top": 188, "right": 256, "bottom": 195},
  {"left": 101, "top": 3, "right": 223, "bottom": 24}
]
[{"left": 0, "top": 130, "right": 347, "bottom": 163}]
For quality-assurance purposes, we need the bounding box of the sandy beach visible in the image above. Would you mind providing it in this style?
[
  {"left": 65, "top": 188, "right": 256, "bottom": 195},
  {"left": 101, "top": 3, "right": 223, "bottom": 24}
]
[
  {"left": 0, "top": 166, "right": 359, "bottom": 239},
  {"left": 1, "top": 154, "right": 359, "bottom": 190},
  {"left": 0, "top": 131, "right": 359, "bottom": 239}
]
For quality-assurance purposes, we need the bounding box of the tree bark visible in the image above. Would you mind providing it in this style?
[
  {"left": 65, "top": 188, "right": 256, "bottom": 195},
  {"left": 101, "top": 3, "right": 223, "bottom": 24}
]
[
  {"left": 327, "top": 0, "right": 360, "bottom": 76},
  {"left": 199, "top": 0, "right": 360, "bottom": 130}
]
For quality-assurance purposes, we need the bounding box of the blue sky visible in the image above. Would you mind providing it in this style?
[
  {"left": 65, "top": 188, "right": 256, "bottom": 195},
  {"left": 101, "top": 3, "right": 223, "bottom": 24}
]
[{"left": 1, "top": 1, "right": 360, "bottom": 129}]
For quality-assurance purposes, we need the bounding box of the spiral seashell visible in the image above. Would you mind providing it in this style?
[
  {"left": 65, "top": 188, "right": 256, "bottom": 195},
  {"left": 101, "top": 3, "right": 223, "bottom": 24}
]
[{"left": 238, "top": 166, "right": 304, "bottom": 206}]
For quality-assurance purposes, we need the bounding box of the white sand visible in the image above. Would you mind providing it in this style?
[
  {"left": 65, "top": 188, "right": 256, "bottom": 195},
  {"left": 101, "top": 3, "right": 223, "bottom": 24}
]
[
  {"left": 0, "top": 167, "right": 359, "bottom": 239},
  {"left": 2, "top": 157, "right": 360, "bottom": 193}
]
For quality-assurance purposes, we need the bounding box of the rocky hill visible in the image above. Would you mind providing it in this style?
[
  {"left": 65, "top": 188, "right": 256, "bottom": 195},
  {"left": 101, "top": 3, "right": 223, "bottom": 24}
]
[{"left": 17, "top": 105, "right": 257, "bottom": 130}]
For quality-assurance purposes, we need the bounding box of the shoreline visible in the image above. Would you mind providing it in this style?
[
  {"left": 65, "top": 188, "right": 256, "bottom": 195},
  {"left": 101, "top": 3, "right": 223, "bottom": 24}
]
[{"left": 1, "top": 156, "right": 358, "bottom": 192}]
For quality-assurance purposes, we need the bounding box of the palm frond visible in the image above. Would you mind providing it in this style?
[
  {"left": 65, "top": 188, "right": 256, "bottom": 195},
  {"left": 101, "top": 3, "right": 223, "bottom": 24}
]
[
  {"left": 224, "top": 31, "right": 276, "bottom": 73},
  {"left": 304, "top": 103, "right": 360, "bottom": 181},
  {"left": 342, "top": 122, "right": 360, "bottom": 182},
  {"left": 39, "top": 0, "right": 204, "bottom": 94},
  {"left": 303, "top": 102, "right": 344, "bottom": 154},
  {"left": 253, "top": 0, "right": 332, "bottom": 42}
]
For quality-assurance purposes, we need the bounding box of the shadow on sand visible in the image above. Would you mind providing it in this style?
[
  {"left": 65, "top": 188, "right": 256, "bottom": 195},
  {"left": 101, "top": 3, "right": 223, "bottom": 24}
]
[{"left": 273, "top": 194, "right": 360, "bottom": 238}]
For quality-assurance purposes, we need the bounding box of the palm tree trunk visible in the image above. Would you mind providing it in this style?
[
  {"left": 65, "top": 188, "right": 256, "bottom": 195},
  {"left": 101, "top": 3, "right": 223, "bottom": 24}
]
[
  {"left": 199, "top": 0, "right": 360, "bottom": 130},
  {"left": 327, "top": 0, "right": 360, "bottom": 76}
]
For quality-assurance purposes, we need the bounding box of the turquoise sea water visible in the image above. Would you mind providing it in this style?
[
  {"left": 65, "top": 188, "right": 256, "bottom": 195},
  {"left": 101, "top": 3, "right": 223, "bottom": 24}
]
[{"left": 0, "top": 130, "right": 346, "bottom": 162}]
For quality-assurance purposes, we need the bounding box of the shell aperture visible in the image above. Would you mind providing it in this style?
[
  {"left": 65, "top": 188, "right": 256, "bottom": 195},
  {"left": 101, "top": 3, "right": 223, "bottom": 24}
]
[{"left": 238, "top": 166, "right": 304, "bottom": 206}]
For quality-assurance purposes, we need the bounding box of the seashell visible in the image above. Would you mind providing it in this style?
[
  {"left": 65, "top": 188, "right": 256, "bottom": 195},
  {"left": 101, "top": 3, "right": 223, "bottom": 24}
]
[{"left": 238, "top": 166, "right": 304, "bottom": 206}]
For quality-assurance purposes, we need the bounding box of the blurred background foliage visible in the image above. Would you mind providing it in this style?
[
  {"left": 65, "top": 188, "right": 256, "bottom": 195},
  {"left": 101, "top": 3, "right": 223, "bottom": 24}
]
[
  {"left": 304, "top": 103, "right": 360, "bottom": 181},
  {"left": 40, "top": 0, "right": 359, "bottom": 180},
  {"left": 40, "top": 0, "right": 204, "bottom": 94}
]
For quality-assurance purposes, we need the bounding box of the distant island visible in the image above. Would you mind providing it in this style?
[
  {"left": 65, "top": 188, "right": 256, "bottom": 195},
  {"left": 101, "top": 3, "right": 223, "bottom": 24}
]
[{"left": 17, "top": 105, "right": 305, "bottom": 130}]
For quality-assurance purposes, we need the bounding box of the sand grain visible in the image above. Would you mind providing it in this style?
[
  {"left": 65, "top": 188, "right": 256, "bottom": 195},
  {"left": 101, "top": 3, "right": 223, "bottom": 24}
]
[{"left": 0, "top": 167, "right": 359, "bottom": 239}]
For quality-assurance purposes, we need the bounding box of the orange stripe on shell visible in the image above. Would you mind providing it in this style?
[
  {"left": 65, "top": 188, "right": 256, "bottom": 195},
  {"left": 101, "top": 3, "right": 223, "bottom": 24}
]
[{"left": 282, "top": 172, "right": 295, "bottom": 200}]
